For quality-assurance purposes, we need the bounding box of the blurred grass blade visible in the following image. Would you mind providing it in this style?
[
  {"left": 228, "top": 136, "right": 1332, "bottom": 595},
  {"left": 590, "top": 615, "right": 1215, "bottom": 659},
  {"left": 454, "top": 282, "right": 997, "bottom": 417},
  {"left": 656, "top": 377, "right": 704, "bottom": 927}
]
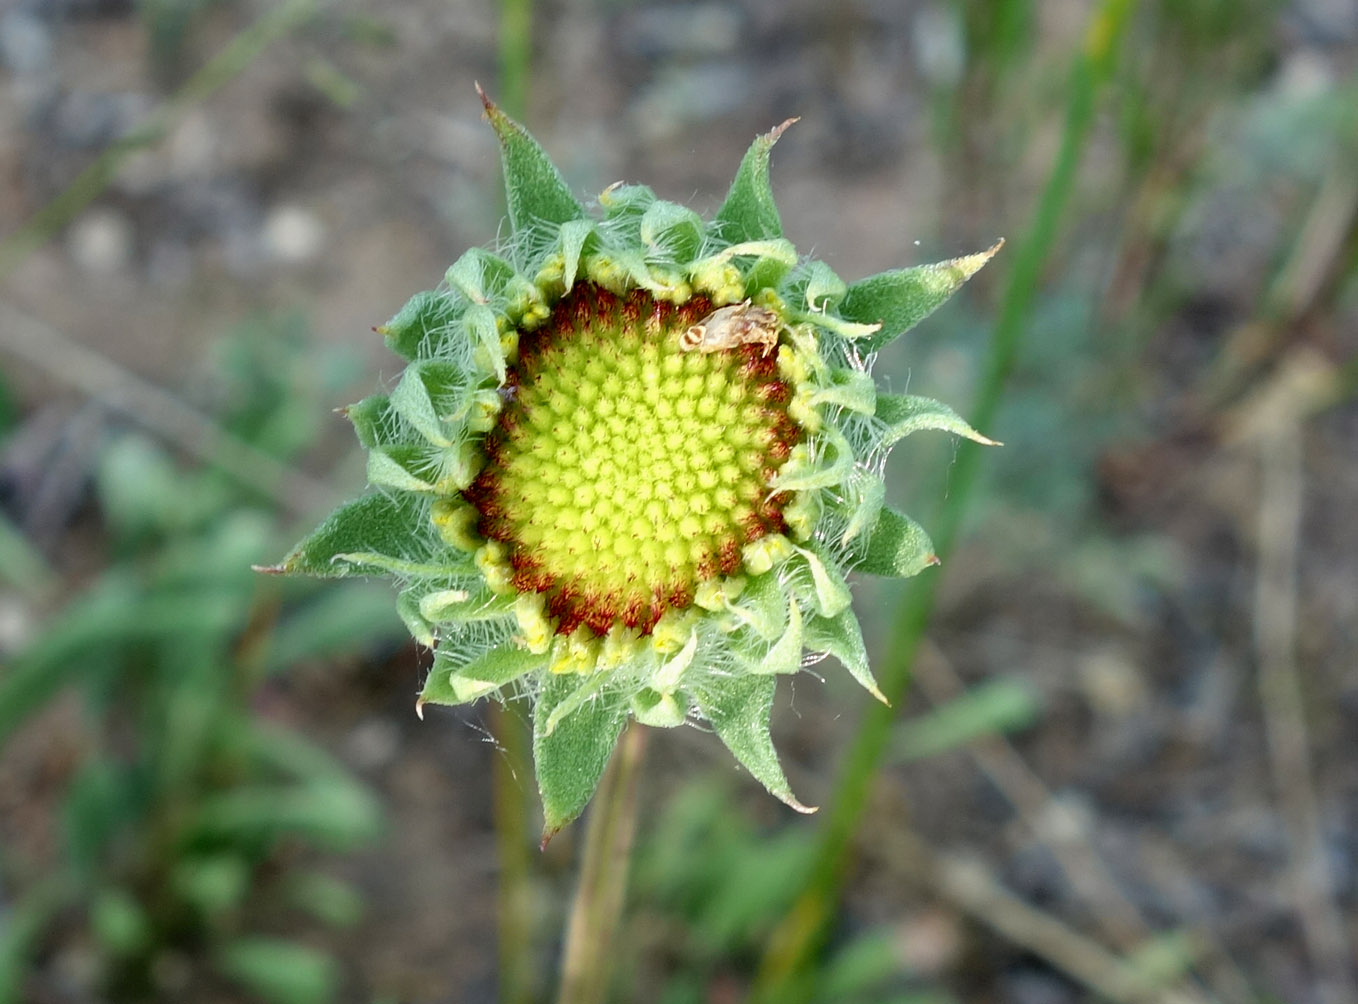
[
  {"left": 215, "top": 937, "right": 339, "bottom": 1004},
  {"left": 890, "top": 678, "right": 1041, "bottom": 763},
  {"left": 0, "top": 878, "right": 73, "bottom": 1004},
  {"left": 189, "top": 782, "right": 383, "bottom": 851},
  {"left": 750, "top": 1, "right": 1136, "bottom": 998}
]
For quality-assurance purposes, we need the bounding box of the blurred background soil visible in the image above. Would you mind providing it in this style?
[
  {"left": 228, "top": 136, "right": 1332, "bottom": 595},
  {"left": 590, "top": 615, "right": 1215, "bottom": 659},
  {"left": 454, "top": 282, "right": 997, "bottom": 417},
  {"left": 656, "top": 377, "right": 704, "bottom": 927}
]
[{"left": 1, "top": 1, "right": 1356, "bottom": 1002}]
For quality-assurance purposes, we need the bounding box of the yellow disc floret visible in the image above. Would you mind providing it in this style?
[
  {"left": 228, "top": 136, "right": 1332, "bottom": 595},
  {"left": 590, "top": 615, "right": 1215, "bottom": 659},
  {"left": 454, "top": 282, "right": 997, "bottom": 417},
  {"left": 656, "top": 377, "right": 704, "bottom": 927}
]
[{"left": 464, "top": 283, "right": 802, "bottom": 639}]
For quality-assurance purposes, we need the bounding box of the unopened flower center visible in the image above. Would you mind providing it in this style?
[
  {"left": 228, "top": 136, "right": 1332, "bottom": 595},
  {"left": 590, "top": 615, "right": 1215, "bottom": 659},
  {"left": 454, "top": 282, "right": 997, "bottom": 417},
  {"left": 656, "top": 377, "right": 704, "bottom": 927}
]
[{"left": 465, "top": 283, "right": 800, "bottom": 636}]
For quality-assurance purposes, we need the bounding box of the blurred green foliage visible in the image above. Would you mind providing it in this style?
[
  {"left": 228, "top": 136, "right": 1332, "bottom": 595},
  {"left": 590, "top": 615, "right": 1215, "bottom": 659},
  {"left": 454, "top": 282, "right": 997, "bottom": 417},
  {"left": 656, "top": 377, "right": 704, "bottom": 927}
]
[
  {"left": 0, "top": 317, "right": 400, "bottom": 1004},
  {"left": 630, "top": 781, "right": 960, "bottom": 1004}
]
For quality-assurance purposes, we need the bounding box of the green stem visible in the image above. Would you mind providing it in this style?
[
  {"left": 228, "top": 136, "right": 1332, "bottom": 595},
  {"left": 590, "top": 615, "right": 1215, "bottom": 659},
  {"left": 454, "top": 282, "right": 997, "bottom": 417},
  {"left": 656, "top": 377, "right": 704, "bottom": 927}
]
[
  {"left": 749, "top": 2, "right": 1135, "bottom": 1000},
  {"left": 490, "top": 5, "right": 537, "bottom": 1002},
  {"left": 490, "top": 703, "right": 537, "bottom": 1004},
  {"left": 555, "top": 724, "right": 647, "bottom": 1004},
  {"left": 498, "top": 0, "right": 533, "bottom": 121}
]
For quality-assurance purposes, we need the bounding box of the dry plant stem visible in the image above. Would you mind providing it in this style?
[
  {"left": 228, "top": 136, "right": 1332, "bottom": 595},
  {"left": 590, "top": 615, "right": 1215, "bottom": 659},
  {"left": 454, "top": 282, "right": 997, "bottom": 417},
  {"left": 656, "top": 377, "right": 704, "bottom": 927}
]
[
  {"left": 490, "top": 703, "right": 536, "bottom": 1004},
  {"left": 1254, "top": 423, "right": 1357, "bottom": 1004},
  {"left": 915, "top": 641, "right": 1147, "bottom": 947},
  {"left": 875, "top": 829, "right": 1207, "bottom": 1004},
  {"left": 915, "top": 642, "right": 1255, "bottom": 1004},
  {"left": 556, "top": 724, "right": 647, "bottom": 1004},
  {"left": 0, "top": 300, "right": 336, "bottom": 516}
]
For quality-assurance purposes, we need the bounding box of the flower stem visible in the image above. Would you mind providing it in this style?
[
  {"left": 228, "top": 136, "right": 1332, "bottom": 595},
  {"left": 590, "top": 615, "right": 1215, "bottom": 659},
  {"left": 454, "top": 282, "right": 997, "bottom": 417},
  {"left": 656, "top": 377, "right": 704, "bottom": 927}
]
[
  {"left": 490, "top": 702, "right": 536, "bottom": 1004},
  {"left": 555, "top": 723, "right": 647, "bottom": 1004}
]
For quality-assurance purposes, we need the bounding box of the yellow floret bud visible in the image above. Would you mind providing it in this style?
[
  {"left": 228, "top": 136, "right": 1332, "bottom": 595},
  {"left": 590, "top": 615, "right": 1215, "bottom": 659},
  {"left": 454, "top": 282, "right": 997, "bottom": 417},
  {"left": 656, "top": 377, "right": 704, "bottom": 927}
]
[
  {"left": 514, "top": 592, "right": 554, "bottom": 654},
  {"left": 743, "top": 534, "right": 794, "bottom": 575}
]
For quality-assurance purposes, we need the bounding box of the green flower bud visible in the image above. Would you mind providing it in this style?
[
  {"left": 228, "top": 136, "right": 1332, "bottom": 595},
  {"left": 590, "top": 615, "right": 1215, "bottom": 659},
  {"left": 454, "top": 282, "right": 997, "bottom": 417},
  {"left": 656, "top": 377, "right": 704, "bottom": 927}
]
[{"left": 268, "top": 96, "right": 999, "bottom": 835}]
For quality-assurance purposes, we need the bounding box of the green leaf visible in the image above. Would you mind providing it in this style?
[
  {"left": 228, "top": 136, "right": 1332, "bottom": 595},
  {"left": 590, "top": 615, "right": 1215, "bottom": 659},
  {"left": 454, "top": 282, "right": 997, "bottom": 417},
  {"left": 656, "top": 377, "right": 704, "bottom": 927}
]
[
  {"left": 804, "top": 608, "right": 886, "bottom": 704},
  {"left": 543, "top": 672, "right": 614, "bottom": 736},
  {"left": 639, "top": 200, "right": 705, "bottom": 263},
  {"left": 342, "top": 394, "right": 392, "bottom": 449},
  {"left": 465, "top": 303, "right": 506, "bottom": 383},
  {"left": 263, "top": 493, "right": 453, "bottom": 579},
  {"left": 420, "top": 644, "right": 546, "bottom": 707},
  {"left": 875, "top": 393, "right": 998, "bottom": 447},
  {"left": 479, "top": 86, "right": 585, "bottom": 242},
  {"left": 396, "top": 586, "right": 436, "bottom": 647},
  {"left": 713, "top": 118, "right": 797, "bottom": 244},
  {"left": 838, "top": 468, "right": 885, "bottom": 546},
  {"left": 791, "top": 545, "right": 852, "bottom": 618},
  {"left": 366, "top": 446, "right": 435, "bottom": 492},
  {"left": 630, "top": 687, "right": 688, "bottom": 728},
  {"left": 855, "top": 506, "right": 939, "bottom": 579},
  {"left": 556, "top": 218, "right": 594, "bottom": 293},
  {"left": 772, "top": 426, "right": 855, "bottom": 493},
  {"left": 729, "top": 570, "right": 788, "bottom": 642},
  {"left": 533, "top": 672, "right": 629, "bottom": 838},
  {"left": 389, "top": 361, "right": 475, "bottom": 448},
  {"left": 599, "top": 183, "right": 656, "bottom": 219},
  {"left": 377, "top": 289, "right": 462, "bottom": 360},
  {"left": 694, "top": 675, "right": 814, "bottom": 813},
  {"left": 808, "top": 367, "right": 877, "bottom": 415},
  {"left": 798, "top": 260, "right": 848, "bottom": 313},
  {"left": 419, "top": 584, "right": 514, "bottom": 624},
  {"left": 754, "top": 599, "right": 803, "bottom": 675},
  {"left": 215, "top": 938, "right": 339, "bottom": 1004},
  {"left": 840, "top": 240, "right": 1003, "bottom": 353},
  {"left": 445, "top": 247, "right": 518, "bottom": 304}
]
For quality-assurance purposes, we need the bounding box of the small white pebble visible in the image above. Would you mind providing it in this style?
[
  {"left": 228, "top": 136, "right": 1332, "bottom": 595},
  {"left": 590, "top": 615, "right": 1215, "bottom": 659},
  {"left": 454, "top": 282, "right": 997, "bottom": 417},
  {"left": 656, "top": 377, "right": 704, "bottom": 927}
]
[
  {"left": 263, "top": 204, "right": 326, "bottom": 264},
  {"left": 68, "top": 208, "right": 135, "bottom": 276}
]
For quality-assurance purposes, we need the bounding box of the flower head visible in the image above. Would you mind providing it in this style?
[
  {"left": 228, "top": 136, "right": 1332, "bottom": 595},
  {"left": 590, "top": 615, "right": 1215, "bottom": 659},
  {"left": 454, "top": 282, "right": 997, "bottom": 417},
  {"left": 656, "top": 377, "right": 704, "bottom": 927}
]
[{"left": 268, "top": 92, "right": 998, "bottom": 837}]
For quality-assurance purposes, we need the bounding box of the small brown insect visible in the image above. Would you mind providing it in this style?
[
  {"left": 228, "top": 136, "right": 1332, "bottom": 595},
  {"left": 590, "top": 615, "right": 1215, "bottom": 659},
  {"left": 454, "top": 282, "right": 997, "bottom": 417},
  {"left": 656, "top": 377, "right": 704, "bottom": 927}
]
[{"left": 680, "top": 301, "right": 782, "bottom": 357}]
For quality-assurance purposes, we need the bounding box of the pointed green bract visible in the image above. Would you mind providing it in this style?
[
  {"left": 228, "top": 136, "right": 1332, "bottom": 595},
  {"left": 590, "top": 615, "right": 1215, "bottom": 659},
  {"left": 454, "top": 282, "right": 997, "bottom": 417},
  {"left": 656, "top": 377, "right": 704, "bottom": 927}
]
[
  {"left": 445, "top": 247, "right": 517, "bottom": 304},
  {"left": 855, "top": 507, "right": 938, "bottom": 579},
  {"left": 479, "top": 88, "right": 585, "bottom": 244},
  {"left": 876, "top": 393, "right": 999, "bottom": 448},
  {"left": 396, "top": 587, "right": 435, "bottom": 647},
  {"left": 265, "top": 494, "right": 434, "bottom": 578},
  {"left": 389, "top": 362, "right": 469, "bottom": 448},
  {"left": 534, "top": 674, "right": 629, "bottom": 837},
  {"left": 804, "top": 608, "right": 886, "bottom": 705},
  {"left": 755, "top": 600, "right": 803, "bottom": 675},
  {"left": 713, "top": 118, "right": 796, "bottom": 245},
  {"left": 421, "top": 644, "right": 547, "bottom": 706},
  {"left": 639, "top": 200, "right": 705, "bottom": 263},
  {"left": 377, "top": 290, "right": 460, "bottom": 361},
  {"left": 418, "top": 585, "right": 514, "bottom": 624},
  {"left": 631, "top": 687, "right": 688, "bottom": 728},
  {"left": 343, "top": 395, "right": 391, "bottom": 450},
  {"left": 695, "top": 675, "right": 814, "bottom": 813},
  {"left": 838, "top": 469, "right": 886, "bottom": 546},
  {"left": 840, "top": 240, "right": 1003, "bottom": 354},
  {"left": 554, "top": 219, "right": 593, "bottom": 293}
]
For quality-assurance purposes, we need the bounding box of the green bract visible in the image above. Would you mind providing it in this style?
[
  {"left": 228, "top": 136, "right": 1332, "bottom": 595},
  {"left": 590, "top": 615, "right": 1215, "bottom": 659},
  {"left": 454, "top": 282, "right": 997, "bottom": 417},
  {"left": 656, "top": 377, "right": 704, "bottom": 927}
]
[{"left": 266, "top": 93, "right": 999, "bottom": 838}]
